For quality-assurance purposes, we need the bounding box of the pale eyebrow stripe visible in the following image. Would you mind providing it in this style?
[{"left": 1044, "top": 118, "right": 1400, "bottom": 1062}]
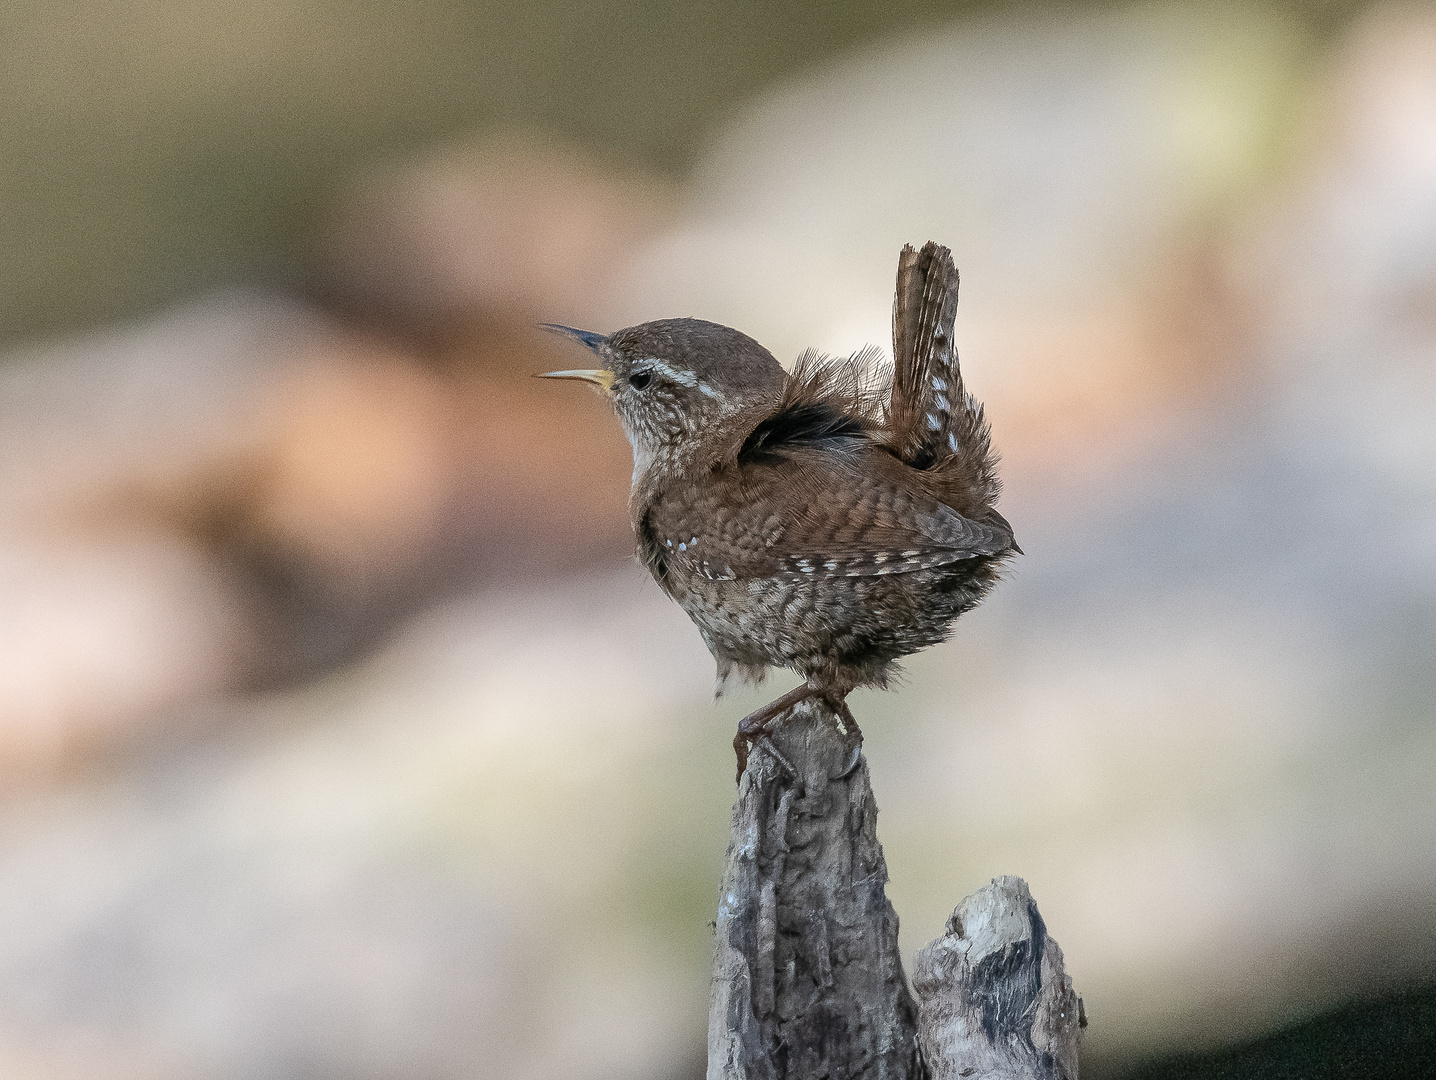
[
  {"left": 640, "top": 358, "right": 698, "bottom": 387},
  {"left": 640, "top": 357, "right": 724, "bottom": 399}
]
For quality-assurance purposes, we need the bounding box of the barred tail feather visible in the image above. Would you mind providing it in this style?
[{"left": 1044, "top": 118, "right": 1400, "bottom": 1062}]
[{"left": 888, "top": 241, "right": 1003, "bottom": 519}]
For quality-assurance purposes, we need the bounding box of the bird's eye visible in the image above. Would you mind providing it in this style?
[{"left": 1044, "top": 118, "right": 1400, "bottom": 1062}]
[{"left": 628, "top": 369, "right": 653, "bottom": 391}]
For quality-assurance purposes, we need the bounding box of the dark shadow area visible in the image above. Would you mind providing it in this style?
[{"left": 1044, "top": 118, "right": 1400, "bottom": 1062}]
[{"left": 1109, "top": 983, "right": 1436, "bottom": 1080}]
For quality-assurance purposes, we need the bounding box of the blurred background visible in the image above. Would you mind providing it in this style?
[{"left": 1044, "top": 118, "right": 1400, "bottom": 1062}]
[{"left": 2, "top": 0, "right": 1434, "bottom": 1076}]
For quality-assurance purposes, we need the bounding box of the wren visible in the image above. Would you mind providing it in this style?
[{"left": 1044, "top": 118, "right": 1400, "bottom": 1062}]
[{"left": 538, "top": 242, "right": 1018, "bottom": 779}]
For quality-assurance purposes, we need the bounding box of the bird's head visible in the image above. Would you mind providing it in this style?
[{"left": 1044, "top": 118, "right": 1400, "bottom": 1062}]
[{"left": 537, "top": 318, "right": 788, "bottom": 478}]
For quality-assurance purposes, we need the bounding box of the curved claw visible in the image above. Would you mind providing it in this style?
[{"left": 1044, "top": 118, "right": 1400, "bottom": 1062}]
[
  {"left": 732, "top": 682, "right": 821, "bottom": 783},
  {"left": 831, "top": 744, "right": 863, "bottom": 780}
]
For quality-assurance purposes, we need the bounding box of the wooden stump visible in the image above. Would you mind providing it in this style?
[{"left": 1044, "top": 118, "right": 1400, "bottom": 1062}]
[
  {"left": 708, "top": 700, "right": 1083, "bottom": 1080},
  {"left": 708, "top": 698, "right": 923, "bottom": 1079},
  {"left": 913, "top": 877, "right": 1084, "bottom": 1080}
]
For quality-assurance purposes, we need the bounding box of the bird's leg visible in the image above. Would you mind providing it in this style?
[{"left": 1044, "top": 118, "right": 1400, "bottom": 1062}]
[
  {"left": 733, "top": 682, "right": 821, "bottom": 782},
  {"left": 833, "top": 697, "right": 864, "bottom": 747}
]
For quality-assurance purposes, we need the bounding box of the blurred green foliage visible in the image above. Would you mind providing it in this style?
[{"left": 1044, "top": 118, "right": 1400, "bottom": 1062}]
[{"left": 0, "top": 0, "right": 1361, "bottom": 347}]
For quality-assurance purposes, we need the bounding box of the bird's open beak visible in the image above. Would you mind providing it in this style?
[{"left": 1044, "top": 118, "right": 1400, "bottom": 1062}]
[
  {"left": 536, "top": 323, "right": 615, "bottom": 392},
  {"left": 539, "top": 323, "right": 608, "bottom": 351},
  {"left": 534, "top": 368, "right": 615, "bottom": 391}
]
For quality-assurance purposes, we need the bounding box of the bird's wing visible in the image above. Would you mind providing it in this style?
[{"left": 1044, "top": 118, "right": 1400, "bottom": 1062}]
[{"left": 643, "top": 447, "right": 1014, "bottom": 584}]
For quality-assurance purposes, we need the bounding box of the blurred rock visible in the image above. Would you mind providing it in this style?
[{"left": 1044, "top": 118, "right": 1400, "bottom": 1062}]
[
  {"left": 0, "top": 132, "right": 674, "bottom": 778},
  {"left": 0, "top": 295, "right": 305, "bottom": 781},
  {"left": 0, "top": 579, "right": 719, "bottom": 1080},
  {"left": 205, "top": 321, "right": 635, "bottom": 680},
  {"left": 0, "top": 532, "right": 257, "bottom": 779},
  {"left": 1235, "top": 0, "right": 1436, "bottom": 370},
  {"left": 320, "top": 133, "right": 677, "bottom": 336},
  {"left": 1228, "top": 0, "right": 1436, "bottom": 560},
  {"left": 875, "top": 2, "right": 1436, "bottom": 1065},
  {"left": 606, "top": 2, "right": 1312, "bottom": 477},
  {"left": 0, "top": 303, "right": 638, "bottom": 778}
]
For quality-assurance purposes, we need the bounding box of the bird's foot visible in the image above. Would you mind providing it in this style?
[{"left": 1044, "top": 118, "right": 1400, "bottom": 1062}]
[
  {"left": 731, "top": 684, "right": 866, "bottom": 782},
  {"left": 831, "top": 696, "right": 866, "bottom": 772},
  {"left": 833, "top": 697, "right": 864, "bottom": 745},
  {"left": 733, "top": 682, "right": 820, "bottom": 782}
]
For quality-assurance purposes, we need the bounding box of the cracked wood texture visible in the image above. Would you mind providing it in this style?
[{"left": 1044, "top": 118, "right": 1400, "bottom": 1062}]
[
  {"left": 708, "top": 702, "right": 1083, "bottom": 1080},
  {"left": 913, "top": 877, "right": 1084, "bottom": 1080},
  {"left": 708, "top": 698, "right": 923, "bottom": 1079}
]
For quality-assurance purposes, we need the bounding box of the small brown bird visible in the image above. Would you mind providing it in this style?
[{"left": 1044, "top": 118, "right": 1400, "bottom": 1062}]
[{"left": 539, "top": 242, "right": 1017, "bottom": 778}]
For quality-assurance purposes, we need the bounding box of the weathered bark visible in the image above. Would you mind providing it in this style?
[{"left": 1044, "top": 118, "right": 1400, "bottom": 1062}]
[
  {"left": 708, "top": 702, "right": 1083, "bottom": 1080},
  {"left": 708, "top": 698, "right": 923, "bottom": 1079},
  {"left": 911, "top": 877, "right": 1084, "bottom": 1080}
]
